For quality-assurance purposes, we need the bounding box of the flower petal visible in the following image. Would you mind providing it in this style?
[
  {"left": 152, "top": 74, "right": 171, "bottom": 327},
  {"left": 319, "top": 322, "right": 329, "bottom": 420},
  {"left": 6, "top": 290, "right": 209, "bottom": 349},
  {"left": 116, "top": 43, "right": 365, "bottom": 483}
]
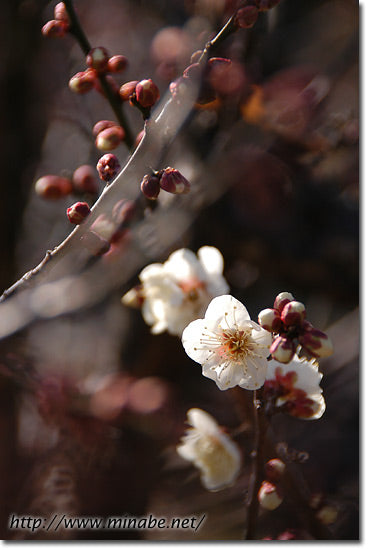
[
  {"left": 198, "top": 246, "right": 224, "bottom": 275},
  {"left": 204, "top": 295, "right": 251, "bottom": 329}
]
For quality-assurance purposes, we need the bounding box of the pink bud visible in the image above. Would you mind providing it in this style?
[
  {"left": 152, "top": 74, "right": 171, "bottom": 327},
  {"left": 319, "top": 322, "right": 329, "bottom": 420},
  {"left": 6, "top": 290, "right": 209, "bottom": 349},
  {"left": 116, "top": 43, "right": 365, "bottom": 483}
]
[
  {"left": 54, "top": 2, "right": 70, "bottom": 24},
  {"left": 72, "top": 165, "right": 99, "bottom": 194},
  {"left": 140, "top": 174, "right": 161, "bottom": 200},
  {"left": 280, "top": 301, "right": 306, "bottom": 327},
  {"left": 86, "top": 47, "right": 110, "bottom": 72},
  {"left": 95, "top": 126, "right": 125, "bottom": 151},
  {"left": 258, "top": 481, "right": 283, "bottom": 510},
  {"left": 265, "top": 459, "right": 286, "bottom": 483},
  {"left": 270, "top": 336, "right": 296, "bottom": 363},
  {"left": 299, "top": 327, "right": 333, "bottom": 358},
  {"left": 35, "top": 175, "right": 73, "bottom": 199},
  {"left": 235, "top": 6, "right": 259, "bottom": 28},
  {"left": 68, "top": 70, "right": 96, "bottom": 94},
  {"left": 92, "top": 120, "right": 117, "bottom": 137},
  {"left": 107, "top": 55, "right": 128, "bottom": 73},
  {"left": 119, "top": 80, "right": 139, "bottom": 102},
  {"left": 273, "top": 291, "right": 294, "bottom": 313},
  {"left": 159, "top": 167, "right": 190, "bottom": 194},
  {"left": 66, "top": 201, "right": 91, "bottom": 224},
  {"left": 258, "top": 308, "right": 282, "bottom": 332},
  {"left": 135, "top": 79, "right": 160, "bottom": 108},
  {"left": 41, "top": 19, "right": 68, "bottom": 38},
  {"left": 96, "top": 154, "right": 121, "bottom": 182}
]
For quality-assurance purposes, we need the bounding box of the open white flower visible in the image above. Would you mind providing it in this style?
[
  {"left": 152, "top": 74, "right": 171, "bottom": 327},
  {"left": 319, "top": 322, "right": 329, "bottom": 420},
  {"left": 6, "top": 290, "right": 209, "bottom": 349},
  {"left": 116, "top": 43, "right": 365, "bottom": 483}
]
[
  {"left": 135, "top": 246, "right": 229, "bottom": 336},
  {"left": 264, "top": 355, "right": 325, "bottom": 419},
  {"left": 182, "top": 295, "right": 272, "bottom": 390},
  {"left": 176, "top": 408, "right": 241, "bottom": 491}
]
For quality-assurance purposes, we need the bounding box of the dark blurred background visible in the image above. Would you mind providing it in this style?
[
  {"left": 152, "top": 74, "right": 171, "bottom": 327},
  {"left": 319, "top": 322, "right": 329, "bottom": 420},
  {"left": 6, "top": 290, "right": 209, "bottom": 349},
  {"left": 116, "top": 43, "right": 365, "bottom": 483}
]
[{"left": 0, "top": 0, "right": 359, "bottom": 540}]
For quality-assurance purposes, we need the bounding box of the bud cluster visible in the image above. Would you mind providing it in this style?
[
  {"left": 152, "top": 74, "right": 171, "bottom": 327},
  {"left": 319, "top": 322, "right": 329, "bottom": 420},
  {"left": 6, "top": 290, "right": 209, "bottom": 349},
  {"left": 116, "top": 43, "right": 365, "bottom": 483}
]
[
  {"left": 93, "top": 120, "right": 125, "bottom": 152},
  {"left": 257, "top": 457, "right": 285, "bottom": 511},
  {"left": 119, "top": 79, "right": 160, "bottom": 115},
  {"left": 140, "top": 167, "right": 190, "bottom": 200},
  {"left": 41, "top": 3, "right": 70, "bottom": 37},
  {"left": 258, "top": 292, "right": 333, "bottom": 363},
  {"left": 35, "top": 164, "right": 99, "bottom": 200}
]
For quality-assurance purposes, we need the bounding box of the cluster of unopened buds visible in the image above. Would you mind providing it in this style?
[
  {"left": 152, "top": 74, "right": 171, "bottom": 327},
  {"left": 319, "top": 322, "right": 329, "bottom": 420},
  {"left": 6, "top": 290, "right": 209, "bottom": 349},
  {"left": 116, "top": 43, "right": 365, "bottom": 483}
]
[
  {"left": 258, "top": 458, "right": 285, "bottom": 511},
  {"left": 258, "top": 292, "right": 333, "bottom": 363},
  {"left": 140, "top": 167, "right": 190, "bottom": 200}
]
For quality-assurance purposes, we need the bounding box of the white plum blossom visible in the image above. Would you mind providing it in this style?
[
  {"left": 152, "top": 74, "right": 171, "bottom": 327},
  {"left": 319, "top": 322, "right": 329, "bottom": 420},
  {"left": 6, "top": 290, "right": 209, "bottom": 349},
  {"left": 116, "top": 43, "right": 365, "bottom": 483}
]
[
  {"left": 176, "top": 408, "right": 241, "bottom": 491},
  {"left": 264, "top": 355, "right": 325, "bottom": 419},
  {"left": 131, "top": 246, "right": 229, "bottom": 336},
  {"left": 182, "top": 295, "right": 272, "bottom": 390}
]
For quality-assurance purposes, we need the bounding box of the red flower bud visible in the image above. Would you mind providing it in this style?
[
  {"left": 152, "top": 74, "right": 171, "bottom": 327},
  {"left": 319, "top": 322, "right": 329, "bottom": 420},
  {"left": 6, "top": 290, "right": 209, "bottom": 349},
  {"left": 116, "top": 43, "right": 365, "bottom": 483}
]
[
  {"left": 270, "top": 336, "right": 296, "bottom": 363},
  {"left": 66, "top": 201, "right": 91, "bottom": 224},
  {"left": 107, "top": 55, "right": 128, "bottom": 73},
  {"left": 69, "top": 70, "right": 96, "bottom": 94},
  {"left": 265, "top": 458, "right": 286, "bottom": 483},
  {"left": 96, "top": 154, "right": 121, "bottom": 182},
  {"left": 92, "top": 120, "right": 117, "bottom": 137},
  {"left": 95, "top": 126, "right": 125, "bottom": 151},
  {"left": 86, "top": 47, "right": 110, "bottom": 72},
  {"left": 119, "top": 80, "right": 139, "bottom": 102},
  {"left": 135, "top": 79, "right": 160, "bottom": 108},
  {"left": 280, "top": 301, "right": 306, "bottom": 327},
  {"left": 54, "top": 2, "right": 70, "bottom": 24},
  {"left": 159, "top": 167, "right": 190, "bottom": 194},
  {"left": 35, "top": 175, "right": 73, "bottom": 199},
  {"left": 235, "top": 6, "right": 259, "bottom": 28},
  {"left": 41, "top": 20, "right": 68, "bottom": 38},
  {"left": 258, "top": 308, "right": 282, "bottom": 332},
  {"left": 72, "top": 165, "right": 99, "bottom": 194},
  {"left": 140, "top": 174, "right": 161, "bottom": 200},
  {"left": 273, "top": 291, "right": 294, "bottom": 313}
]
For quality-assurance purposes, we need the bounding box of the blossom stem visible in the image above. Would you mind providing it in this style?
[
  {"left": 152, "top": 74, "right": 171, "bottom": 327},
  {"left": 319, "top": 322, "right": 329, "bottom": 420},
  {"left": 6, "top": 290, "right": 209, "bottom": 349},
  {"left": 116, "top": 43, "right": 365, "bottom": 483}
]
[
  {"left": 63, "top": 0, "right": 134, "bottom": 149},
  {"left": 244, "top": 388, "right": 267, "bottom": 540}
]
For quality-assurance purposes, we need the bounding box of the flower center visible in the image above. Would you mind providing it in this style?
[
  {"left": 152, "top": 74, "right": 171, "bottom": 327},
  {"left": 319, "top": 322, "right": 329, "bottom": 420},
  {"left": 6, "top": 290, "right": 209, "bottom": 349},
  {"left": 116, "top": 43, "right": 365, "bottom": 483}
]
[{"left": 221, "top": 329, "right": 250, "bottom": 359}]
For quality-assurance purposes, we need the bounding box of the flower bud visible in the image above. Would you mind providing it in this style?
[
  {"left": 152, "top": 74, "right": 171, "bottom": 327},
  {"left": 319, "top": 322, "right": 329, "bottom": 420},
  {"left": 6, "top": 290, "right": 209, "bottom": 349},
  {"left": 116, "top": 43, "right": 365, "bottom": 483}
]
[
  {"left": 68, "top": 70, "right": 96, "bottom": 94},
  {"left": 80, "top": 231, "right": 110, "bottom": 256},
  {"left": 265, "top": 458, "right": 286, "bottom": 483},
  {"left": 86, "top": 46, "right": 110, "bottom": 72},
  {"left": 135, "top": 79, "right": 160, "bottom": 108},
  {"left": 235, "top": 6, "right": 259, "bottom": 28},
  {"left": 270, "top": 336, "right": 296, "bottom": 363},
  {"left": 280, "top": 301, "right": 306, "bottom": 327},
  {"left": 299, "top": 328, "right": 333, "bottom": 358},
  {"left": 41, "top": 19, "right": 68, "bottom": 38},
  {"left": 35, "top": 175, "right": 73, "bottom": 199},
  {"left": 259, "top": 0, "right": 281, "bottom": 11},
  {"left": 258, "top": 308, "right": 282, "bottom": 332},
  {"left": 159, "top": 167, "right": 190, "bottom": 194},
  {"left": 119, "top": 80, "right": 139, "bottom": 102},
  {"left": 140, "top": 174, "right": 161, "bottom": 200},
  {"left": 258, "top": 481, "right": 283, "bottom": 511},
  {"left": 316, "top": 505, "right": 338, "bottom": 525},
  {"left": 107, "top": 55, "right": 128, "bottom": 73},
  {"left": 54, "top": 2, "right": 70, "bottom": 24},
  {"left": 72, "top": 165, "right": 99, "bottom": 194},
  {"left": 66, "top": 201, "right": 91, "bottom": 224},
  {"left": 273, "top": 291, "right": 294, "bottom": 313},
  {"left": 96, "top": 153, "right": 121, "bottom": 182},
  {"left": 92, "top": 120, "right": 117, "bottom": 137},
  {"left": 95, "top": 126, "right": 125, "bottom": 151}
]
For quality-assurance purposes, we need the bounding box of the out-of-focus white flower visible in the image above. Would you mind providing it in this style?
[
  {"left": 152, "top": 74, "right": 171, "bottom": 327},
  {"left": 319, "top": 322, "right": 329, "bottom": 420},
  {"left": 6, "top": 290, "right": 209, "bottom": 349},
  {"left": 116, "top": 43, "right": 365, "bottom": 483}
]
[
  {"left": 182, "top": 295, "right": 272, "bottom": 390},
  {"left": 176, "top": 408, "right": 241, "bottom": 491},
  {"left": 128, "top": 246, "right": 229, "bottom": 336},
  {"left": 264, "top": 355, "right": 325, "bottom": 419}
]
